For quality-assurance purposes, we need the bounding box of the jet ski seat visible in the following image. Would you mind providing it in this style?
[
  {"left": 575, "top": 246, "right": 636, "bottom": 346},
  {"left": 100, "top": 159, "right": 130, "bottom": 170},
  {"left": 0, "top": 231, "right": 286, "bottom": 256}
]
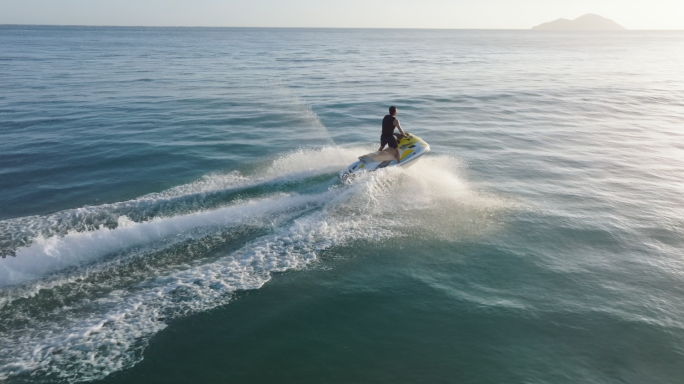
[{"left": 358, "top": 149, "right": 397, "bottom": 164}]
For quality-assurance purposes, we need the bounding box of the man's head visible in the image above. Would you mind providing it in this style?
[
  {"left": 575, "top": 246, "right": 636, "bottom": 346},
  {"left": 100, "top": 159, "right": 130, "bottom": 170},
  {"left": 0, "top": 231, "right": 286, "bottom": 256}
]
[{"left": 389, "top": 106, "right": 397, "bottom": 116}]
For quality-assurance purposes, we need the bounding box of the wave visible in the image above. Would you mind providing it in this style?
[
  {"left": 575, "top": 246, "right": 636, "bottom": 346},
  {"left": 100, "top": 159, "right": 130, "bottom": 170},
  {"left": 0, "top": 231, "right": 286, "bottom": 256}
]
[
  {"left": 0, "top": 147, "right": 363, "bottom": 257},
  {"left": 0, "top": 149, "right": 517, "bottom": 383},
  {"left": 0, "top": 192, "right": 329, "bottom": 289}
]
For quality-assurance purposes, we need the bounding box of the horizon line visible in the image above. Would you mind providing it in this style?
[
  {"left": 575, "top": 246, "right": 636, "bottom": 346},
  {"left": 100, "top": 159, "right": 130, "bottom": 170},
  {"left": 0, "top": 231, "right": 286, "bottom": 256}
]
[{"left": 2, "top": 23, "right": 683, "bottom": 31}]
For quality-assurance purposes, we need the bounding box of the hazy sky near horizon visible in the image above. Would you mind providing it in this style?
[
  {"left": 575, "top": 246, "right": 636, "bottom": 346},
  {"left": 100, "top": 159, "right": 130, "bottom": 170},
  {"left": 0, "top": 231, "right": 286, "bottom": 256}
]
[{"left": 1, "top": 0, "right": 683, "bottom": 29}]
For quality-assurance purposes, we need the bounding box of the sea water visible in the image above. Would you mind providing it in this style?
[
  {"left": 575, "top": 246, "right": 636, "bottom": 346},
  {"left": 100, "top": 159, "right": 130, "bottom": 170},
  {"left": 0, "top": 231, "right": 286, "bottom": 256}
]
[{"left": 1, "top": 26, "right": 683, "bottom": 383}]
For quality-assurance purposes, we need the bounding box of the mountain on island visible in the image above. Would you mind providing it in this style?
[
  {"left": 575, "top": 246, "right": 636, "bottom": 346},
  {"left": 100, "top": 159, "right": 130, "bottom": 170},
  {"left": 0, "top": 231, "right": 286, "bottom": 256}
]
[{"left": 532, "top": 14, "right": 626, "bottom": 30}]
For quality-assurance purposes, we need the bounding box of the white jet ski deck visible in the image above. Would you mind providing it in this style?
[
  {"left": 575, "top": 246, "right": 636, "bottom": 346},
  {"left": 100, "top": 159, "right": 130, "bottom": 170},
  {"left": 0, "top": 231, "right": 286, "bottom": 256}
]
[{"left": 339, "top": 132, "right": 430, "bottom": 178}]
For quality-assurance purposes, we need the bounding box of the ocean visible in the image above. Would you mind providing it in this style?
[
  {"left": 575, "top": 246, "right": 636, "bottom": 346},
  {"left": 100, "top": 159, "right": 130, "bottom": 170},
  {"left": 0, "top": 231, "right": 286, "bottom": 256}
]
[{"left": 1, "top": 26, "right": 683, "bottom": 383}]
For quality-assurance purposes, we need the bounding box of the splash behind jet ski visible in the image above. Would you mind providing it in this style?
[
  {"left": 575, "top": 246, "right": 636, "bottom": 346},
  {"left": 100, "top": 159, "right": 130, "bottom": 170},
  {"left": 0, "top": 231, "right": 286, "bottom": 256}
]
[{"left": 338, "top": 132, "right": 430, "bottom": 178}]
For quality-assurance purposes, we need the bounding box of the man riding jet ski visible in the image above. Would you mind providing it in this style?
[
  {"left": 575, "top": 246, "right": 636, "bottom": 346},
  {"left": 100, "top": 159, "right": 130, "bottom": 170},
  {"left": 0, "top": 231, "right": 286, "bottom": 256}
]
[
  {"left": 380, "top": 106, "right": 406, "bottom": 163},
  {"left": 338, "top": 106, "right": 430, "bottom": 178}
]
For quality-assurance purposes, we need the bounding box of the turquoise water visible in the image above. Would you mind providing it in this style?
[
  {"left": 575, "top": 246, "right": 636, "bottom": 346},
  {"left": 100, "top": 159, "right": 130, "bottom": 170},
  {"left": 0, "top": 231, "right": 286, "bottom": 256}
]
[{"left": 1, "top": 26, "right": 684, "bottom": 383}]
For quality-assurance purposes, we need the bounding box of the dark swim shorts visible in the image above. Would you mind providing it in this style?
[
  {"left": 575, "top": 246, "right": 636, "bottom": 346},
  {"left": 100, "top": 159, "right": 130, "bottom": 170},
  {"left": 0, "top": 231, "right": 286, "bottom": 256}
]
[{"left": 380, "top": 134, "right": 398, "bottom": 149}]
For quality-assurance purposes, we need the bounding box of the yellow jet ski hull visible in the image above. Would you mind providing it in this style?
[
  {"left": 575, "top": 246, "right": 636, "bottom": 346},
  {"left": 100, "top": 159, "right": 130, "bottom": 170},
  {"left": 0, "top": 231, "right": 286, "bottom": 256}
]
[{"left": 339, "top": 133, "right": 430, "bottom": 178}]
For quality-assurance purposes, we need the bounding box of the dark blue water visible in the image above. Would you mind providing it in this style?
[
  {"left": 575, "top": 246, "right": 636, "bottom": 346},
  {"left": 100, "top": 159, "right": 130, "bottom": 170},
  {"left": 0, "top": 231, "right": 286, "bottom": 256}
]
[{"left": 1, "top": 26, "right": 684, "bottom": 383}]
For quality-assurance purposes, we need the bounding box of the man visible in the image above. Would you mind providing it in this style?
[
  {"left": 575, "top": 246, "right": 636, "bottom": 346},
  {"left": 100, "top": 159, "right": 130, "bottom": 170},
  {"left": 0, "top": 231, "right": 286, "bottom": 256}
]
[{"left": 379, "top": 106, "right": 406, "bottom": 163}]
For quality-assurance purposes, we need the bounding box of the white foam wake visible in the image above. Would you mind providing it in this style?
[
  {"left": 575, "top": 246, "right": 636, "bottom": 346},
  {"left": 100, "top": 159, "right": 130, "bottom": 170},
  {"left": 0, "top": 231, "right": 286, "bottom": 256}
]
[
  {"left": 0, "top": 184, "right": 395, "bottom": 382},
  {"left": 0, "top": 152, "right": 519, "bottom": 383},
  {"left": 0, "top": 192, "right": 330, "bottom": 288},
  {"left": 0, "top": 147, "right": 365, "bottom": 257}
]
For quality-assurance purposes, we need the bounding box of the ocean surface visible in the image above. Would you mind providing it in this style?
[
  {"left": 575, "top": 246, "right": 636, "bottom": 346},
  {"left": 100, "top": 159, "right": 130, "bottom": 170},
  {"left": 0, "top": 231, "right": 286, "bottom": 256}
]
[{"left": 1, "top": 26, "right": 684, "bottom": 383}]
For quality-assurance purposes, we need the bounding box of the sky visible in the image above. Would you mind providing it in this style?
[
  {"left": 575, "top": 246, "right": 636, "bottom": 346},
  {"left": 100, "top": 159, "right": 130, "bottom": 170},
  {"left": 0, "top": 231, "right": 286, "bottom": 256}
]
[{"left": 1, "top": 0, "right": 683, "bottom": 29}]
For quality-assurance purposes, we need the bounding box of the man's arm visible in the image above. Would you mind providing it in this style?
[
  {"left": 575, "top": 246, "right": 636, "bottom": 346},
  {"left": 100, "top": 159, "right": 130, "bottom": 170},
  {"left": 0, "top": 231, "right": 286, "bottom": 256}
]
[{"left": 394, "top": 119, "right": 406, "bottom": 136}]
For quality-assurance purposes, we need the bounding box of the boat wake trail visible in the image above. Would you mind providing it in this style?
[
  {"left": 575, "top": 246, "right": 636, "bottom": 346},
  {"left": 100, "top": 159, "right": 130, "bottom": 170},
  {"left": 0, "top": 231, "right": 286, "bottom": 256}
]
[
  {"left": 0, "top": 149, "right": 517, "bottom": 383},
  {"left": 0, "top": 147, "right": 360, "bottom": 258}
]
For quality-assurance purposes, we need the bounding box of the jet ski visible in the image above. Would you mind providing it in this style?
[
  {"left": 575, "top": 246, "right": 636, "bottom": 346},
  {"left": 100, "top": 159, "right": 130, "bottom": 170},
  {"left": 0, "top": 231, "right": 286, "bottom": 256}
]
[{"left": 338, "top": 132, "right": 430, "bottom": 178}]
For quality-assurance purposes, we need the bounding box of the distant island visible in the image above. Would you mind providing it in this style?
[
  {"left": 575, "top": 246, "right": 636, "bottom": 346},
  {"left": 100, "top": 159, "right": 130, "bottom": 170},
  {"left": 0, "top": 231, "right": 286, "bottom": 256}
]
[{"left": 532, "top": 14, "right": 626, "bottom": 30}]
